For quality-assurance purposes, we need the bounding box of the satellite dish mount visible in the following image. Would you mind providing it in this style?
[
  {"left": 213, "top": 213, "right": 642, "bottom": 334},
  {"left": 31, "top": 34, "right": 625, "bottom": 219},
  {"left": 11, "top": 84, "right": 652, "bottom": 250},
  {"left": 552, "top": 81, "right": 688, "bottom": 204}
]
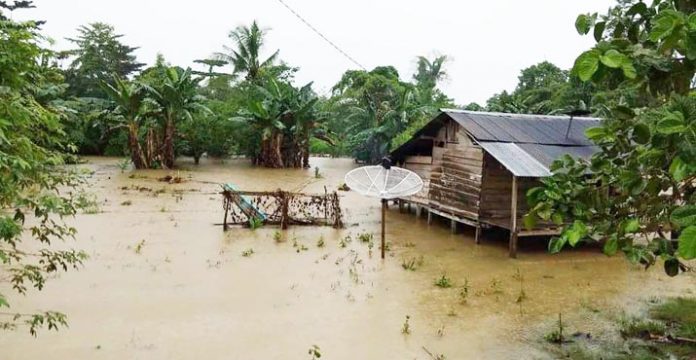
[{"left": 344, "top": 157, "right": 424, "bottom": 259}]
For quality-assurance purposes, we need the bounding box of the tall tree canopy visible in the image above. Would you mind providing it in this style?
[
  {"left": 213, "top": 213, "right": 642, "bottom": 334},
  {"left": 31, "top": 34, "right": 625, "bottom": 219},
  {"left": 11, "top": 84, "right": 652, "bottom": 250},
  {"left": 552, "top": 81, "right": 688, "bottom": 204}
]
[
  {"left": 485, "top": 61, "right": 593, "bottom": 115},
  {"left": 216, "top": 20, "right": 279, "bottom": 81},
  {"left": 64, "top": 22, "right": 144, "bottom": 98},
  {"left": 330, "top": 66, "right": 417, "bottom": 163},
  {"left": 329, "top": 60, "right": 452, "bottom": 163},
  {"left": 527, "top": 0, "right": 696, "bottom": 276}
]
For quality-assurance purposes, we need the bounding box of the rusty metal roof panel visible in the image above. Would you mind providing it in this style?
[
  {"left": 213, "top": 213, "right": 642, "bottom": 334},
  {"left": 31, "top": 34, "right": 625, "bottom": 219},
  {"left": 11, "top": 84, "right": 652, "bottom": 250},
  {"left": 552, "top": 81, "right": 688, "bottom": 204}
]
[{"left": 443, "top": 109, "right": 600, "bottom": 146}]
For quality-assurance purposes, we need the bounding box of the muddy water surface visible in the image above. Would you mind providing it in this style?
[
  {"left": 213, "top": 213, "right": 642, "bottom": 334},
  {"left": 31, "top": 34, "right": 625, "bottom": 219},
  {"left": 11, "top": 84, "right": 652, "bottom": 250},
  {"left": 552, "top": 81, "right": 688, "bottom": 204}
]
[{"left": 1, "top": 157, "right": 693, "bottom": 359}]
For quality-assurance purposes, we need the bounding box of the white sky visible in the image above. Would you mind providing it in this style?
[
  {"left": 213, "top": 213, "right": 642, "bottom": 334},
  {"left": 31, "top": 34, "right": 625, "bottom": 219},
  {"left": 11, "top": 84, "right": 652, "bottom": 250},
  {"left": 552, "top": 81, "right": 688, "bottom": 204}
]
[{"left": 18, "top": 0, "right": 614, "bottom": 105}]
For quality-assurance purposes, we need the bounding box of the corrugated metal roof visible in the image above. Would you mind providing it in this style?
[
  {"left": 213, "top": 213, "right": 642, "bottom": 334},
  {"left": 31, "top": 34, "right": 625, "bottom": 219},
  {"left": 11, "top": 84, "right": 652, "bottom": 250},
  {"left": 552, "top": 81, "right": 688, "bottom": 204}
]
[
  {"left": 479, "top": 142, "right": 597, "bottom": 177},
  {"left": 390, "top": 110, "right": 601, "bottom": 178},
  {"left": 442, "top": 109, "right": 600, "bottom": 146},
  {"left": 478, "top": 142, "right": 552, "bottom": 177},
  {"left": 516, "top": 143, "right": 597, "bottom": 170}
]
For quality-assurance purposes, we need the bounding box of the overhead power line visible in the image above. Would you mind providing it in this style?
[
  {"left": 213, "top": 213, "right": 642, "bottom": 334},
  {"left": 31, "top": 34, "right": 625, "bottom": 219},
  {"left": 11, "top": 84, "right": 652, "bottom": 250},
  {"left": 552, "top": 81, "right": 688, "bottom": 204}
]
[{"left": 274, "top": 0, "right": 367, "bottom": 71}]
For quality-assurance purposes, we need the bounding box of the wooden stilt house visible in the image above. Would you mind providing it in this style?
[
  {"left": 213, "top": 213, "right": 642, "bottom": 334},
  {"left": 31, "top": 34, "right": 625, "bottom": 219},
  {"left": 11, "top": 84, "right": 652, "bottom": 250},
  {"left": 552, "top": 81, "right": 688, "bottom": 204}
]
[{"left": 389, "top": 109, "right": 599, "bottom": 257}]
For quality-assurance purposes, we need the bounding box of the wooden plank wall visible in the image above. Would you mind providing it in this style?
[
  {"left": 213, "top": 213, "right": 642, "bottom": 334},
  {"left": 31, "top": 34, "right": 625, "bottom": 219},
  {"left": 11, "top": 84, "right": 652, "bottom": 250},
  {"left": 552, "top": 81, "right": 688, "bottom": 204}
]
[
  {"left": 402, "top": 155, "right": 432, "bottom": 205},
  {"left": 427, "top": 125, "right": 483, "bottom": 220},
  {"left": 478, "top": 153, "right": 542, "bottom": 230}
]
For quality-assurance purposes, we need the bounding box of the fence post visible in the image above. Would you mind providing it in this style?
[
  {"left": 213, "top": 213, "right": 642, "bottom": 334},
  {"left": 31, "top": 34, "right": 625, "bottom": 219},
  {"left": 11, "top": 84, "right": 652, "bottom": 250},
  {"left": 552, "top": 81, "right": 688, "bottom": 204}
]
[
  {"left": 223, "top": 196, "right": 229, "bottom": 231},
  {"left": 280, "top": 191, "right": 289, "bottom": 230}
]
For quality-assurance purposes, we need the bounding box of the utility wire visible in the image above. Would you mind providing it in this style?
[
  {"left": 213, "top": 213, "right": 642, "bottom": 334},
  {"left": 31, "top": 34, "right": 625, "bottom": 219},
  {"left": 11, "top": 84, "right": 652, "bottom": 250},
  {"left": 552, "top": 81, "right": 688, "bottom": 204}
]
[{"left": 274, "top": 0, "right": 367, "bottom": 71}]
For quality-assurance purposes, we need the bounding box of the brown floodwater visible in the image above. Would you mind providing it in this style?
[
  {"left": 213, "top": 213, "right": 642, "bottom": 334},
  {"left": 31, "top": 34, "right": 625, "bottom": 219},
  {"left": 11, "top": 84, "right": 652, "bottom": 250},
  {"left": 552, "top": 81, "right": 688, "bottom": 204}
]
[{"left": 1, "top": 157, "right": 694, "bottom": 359}]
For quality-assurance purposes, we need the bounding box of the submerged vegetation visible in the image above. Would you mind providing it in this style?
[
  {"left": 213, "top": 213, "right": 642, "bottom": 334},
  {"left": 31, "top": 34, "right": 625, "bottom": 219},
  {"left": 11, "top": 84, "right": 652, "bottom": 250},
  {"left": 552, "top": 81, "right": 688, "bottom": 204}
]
[
  {"left": 434, "top": 274, "right": 453, "bottom": 288},
  {"left": 550, "top": 298, "right": 696, "bottom": 359}
]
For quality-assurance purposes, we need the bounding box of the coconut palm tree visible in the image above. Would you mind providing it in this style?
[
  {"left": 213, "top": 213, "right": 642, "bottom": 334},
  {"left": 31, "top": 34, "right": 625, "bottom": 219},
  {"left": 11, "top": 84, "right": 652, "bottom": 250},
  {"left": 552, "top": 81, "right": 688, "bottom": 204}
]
[
  {"left": 216, "top": 21, "right": 279, "bottom": 81},
  {"left": 100, "top": 76, "right": 149, "bottom": 168},
  {"left": 413, "top": 55, "right": 448, "bottom": 90}
]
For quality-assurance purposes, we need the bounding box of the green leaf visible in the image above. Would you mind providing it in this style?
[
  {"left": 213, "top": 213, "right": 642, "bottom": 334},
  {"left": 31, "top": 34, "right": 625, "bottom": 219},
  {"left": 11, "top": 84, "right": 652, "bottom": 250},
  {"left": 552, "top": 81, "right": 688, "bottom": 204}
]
[
  {"left": 633, "top": 123, "right": 651, "bottom": 144},
  {"left": 677, "top": 226, "right": 696, "bottom": 260},
  {"left": 685, "top": 32, "right": 696, "bottom": 60},
  {"left": 669, "top": 156, "right": 689, "bottom": 181},
  {"left": 689, "top": 13, "right": 696, "bottom": 31},
  {"left": 649, "top": 10, "right": 681, "bottom": 42},
  {"left": 575, "top": 14, "right": 593, "bottom": 35},
  {"left": 603, "top": 235, "right": 618, "bottom": 256},
  {"left": 624, "top": 219, "right": 640, "bottom": 233},
  {"left": 612, "top": 106, "right": 635, "bottom": 120},
  {"left": 526, "top": 187, "right": 545, "bottom": 205},
  {"left": 594, "top": 21, "right": 606, "bottom": 42},
  {"left": 656, "top": 111, "right": 686, "bottom": 134},
  {"left": 600, "top": 49, "right": 626, "bottom": 68},
  {"left": 629, "top": 178, "right": 647, "bottom": 195},
  {"left": 523, "top": 213, "right": 537, "bottom": 230},
  {"left": 621, "top": 62, "right": 637, "bottom": 79},
  {"left": 566, "top": 220, "right": 588, "bottom": 246},
  {"left": 548, "top": 237, "right": 566, "bottom": 254},
  {"left": 551, "top": 213, "right": 564, "bottom": 226},
  {"left": 0, "top": 293, "right": 8, "bottom": 308},
  {"left": 585, "top": 126, "right": 606, "bottom": 141},
  {"left": 671, "top": 205, "right": 696, "bottom": 228},
  {"left": 627, "top": 2, "right": 647, "bottom": 16},
  {"left": 573, "top": 50, "right": 601, "bottom": 81}
]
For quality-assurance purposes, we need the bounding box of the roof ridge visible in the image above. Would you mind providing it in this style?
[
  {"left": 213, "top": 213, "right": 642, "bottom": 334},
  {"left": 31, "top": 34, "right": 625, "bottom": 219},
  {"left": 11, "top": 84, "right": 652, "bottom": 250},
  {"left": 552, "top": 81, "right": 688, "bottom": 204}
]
[
  {"left": 440, "top": 108, "right": 601, "bottom": 121},
  {"left": 476, "top": 140, "right": 597, "bottom": 147}
]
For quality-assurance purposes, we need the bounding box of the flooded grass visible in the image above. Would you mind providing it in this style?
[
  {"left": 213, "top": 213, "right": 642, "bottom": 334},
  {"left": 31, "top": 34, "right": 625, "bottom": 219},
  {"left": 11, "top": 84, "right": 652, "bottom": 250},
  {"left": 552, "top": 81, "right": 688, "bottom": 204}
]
[
  {"left": 548, "top": 298, "right": 696, "bottom": 359},
  {"left": 0, "top": 156, "right": 694, "bottom": 360}
]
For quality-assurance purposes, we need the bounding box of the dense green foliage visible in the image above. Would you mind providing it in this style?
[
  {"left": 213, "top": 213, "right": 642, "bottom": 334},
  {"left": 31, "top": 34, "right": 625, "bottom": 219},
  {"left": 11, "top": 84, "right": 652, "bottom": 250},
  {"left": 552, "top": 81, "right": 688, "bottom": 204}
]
[
  {"left": 480, "top": 61, "right": 596, "bottom": 115},
  {"left": 0, "top": 2, "right": 88, "bottom": 334},
  {"left": 64, "top": 22, "right": 145, "bottom": 98},
  {"left": 527, "top": 0, "right": 696, "bottom": 275}
]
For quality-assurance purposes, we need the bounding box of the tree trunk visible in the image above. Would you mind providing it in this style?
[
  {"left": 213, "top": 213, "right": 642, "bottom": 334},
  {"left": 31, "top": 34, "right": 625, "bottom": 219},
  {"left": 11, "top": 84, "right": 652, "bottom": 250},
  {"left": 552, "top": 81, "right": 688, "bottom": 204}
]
[
  {"left": 302, "top": 142, "right": 310, "bottom": 168},
  {"left": 273, "top": 132, "right": 284, "bottom": 168},
  {"left": 258, "top": 131, "right": 284, "bottom": 168},
  {"left": 127, "top": 123, "right": 148, "bottom": 169},
  {"left": 162, "top": 114, "right": 175, "bottom": 169},
  {"left": 144, "top": 128, "right": 155, "bottom": 167}
]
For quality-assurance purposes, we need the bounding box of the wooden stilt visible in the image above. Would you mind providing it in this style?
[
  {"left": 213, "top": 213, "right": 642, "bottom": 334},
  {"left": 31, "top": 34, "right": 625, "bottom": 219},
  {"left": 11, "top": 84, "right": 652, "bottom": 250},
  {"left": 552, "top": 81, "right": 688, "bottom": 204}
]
[
  {"left": 398, "top": 199, "right": 404, "bottom": 213},
  {"left": 381, "top": 199, "right": 386, "bottom": 259},
  {"left": 416, "top": 206, "right": 422, "bottom": 218},
  {"left": 427, "top": 210, "right": 432, "bottom": 225},
  {"left": 509, "top": 176, "right": 518, "bottom": 258},
  {"left": 450, "top": 219, "right": 457, "bottom": 234},
  {"left": 475, "top": 225, "right": 481, "bottom": 244},
  {"left": 509, "top": 231, "right": 518, "bottom": 258},
  {"left": 407, "top": 202, "right": 412, "bottom": 213}
]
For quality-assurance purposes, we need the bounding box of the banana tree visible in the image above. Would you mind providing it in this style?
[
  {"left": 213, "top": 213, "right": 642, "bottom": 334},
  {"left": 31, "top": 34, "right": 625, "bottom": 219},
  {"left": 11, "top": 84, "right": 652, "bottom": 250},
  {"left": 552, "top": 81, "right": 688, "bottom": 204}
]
[
  {"left": 236, "top": 79, "right": 326, "bottom": 168},
  {"left": 100, "top": 76, "right": 149, "bottom": 168},
  {"left": 235, "top": 80, "right": 287, "bottom": 168},
  {"left": 148, "top": 67, "right": 209, "bottom": 168}
]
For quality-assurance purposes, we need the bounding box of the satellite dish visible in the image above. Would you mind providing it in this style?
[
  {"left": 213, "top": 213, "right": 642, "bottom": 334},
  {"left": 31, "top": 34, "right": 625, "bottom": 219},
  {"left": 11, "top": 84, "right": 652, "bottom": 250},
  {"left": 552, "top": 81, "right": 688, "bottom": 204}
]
[{"left": 344, "top": 157, "right": 424, "bottom": 259}]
